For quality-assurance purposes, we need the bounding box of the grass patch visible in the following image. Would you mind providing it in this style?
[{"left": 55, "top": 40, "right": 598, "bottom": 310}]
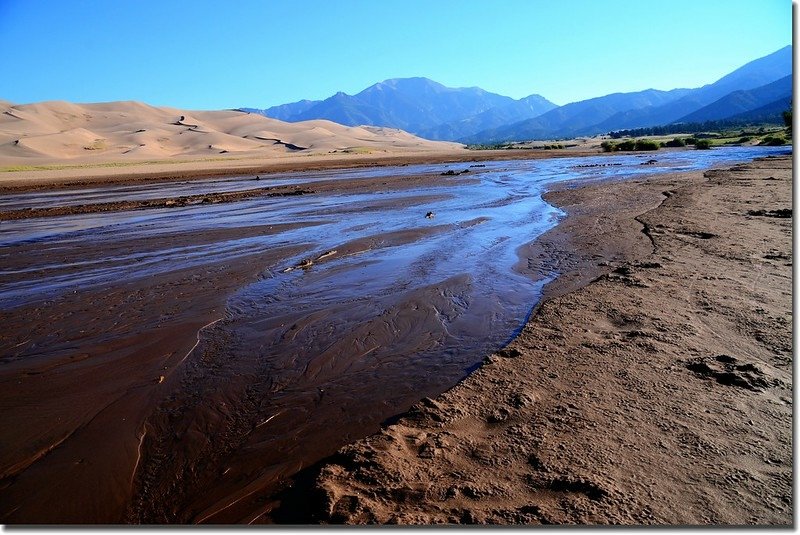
[
  {"left": 341, "top": 147, "right": 373, "bottom": 154},
  {"left": 0, "top": 156, "right": 249, "bottom": 173}
]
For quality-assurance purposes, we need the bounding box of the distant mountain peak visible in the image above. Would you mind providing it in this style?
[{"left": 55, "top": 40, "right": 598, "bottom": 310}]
[
  {"left": 366, "top": 77, "right": 448, "bottom": 94},
  {"left": 245, "top": 46, "right": 791, "bottom": 144},
  {"left": 381, "top": 76, "right": 438, "bottom": 85}
]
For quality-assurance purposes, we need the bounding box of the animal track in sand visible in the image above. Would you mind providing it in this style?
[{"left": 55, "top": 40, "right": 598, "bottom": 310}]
[
  {"left": 746, "top": 208, "right": 792, "bottom": 218},
  {"left": 684, "top": 354, "right": 773, "bottom": 392}
]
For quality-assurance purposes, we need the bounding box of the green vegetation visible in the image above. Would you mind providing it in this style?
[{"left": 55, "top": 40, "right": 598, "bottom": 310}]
[
  {"left": 466, "top": 142, "right": 577, "bottom": 150},
  {"left": 616, "top": 140, "right": 636, "bottom": 151},
  {"left": 466, "top": 143, "right": 526, "bottom": 150},
  {"left": 634, "top": 139, "right": 659, "bottom": 151},
  {"left": 339, "top": 147, "right": 374, "bottom": 154},
  {"left": 601, "top": 138, "right": 660, "bottom": 152},
  {"left": 603, "top": 124, "right": 789, "bottom": 152},
  {"left": 759, "top": 135, "right": 787, "bottom": 146},
  {"left": 664, "top": 138, "right": 686, "bottom": 147},
  {"left": 782, "top": 103, "right": 792, "bottom": 134},
  {"left": 694, "top": 139, "right": 712, "bottom": 150},
  {"left": 469, "top": 120, "right": 791, "bottom": 154},
  {"left": 609, "top": 116, "right": 786, "bottom": 139},
  {"left": 0, "top": 156, "right": 246, "bottom": 173}
]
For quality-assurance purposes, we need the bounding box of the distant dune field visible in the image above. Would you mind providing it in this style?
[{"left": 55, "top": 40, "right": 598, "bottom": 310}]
[{"left": 0, "top": 100, "right": 463, "bottom": 168}]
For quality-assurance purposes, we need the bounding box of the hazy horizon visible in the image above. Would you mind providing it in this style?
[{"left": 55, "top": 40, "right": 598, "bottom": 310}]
[{"left": 0, "top": 0, "right": 792, "bottom": 110}]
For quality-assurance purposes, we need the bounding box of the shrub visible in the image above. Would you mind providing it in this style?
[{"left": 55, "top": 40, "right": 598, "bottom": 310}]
[
  {"left": 759, "top": 135, "right": 786, "bottom": 146},
  {"left": 684, "top": 137, "right": 698, "bottom": 145},
  {"left": 601, "top": 139, "right": 662, "bottom": 152},
  {"left": 737, "top": 136, "right": 752, "bottom": 144},
  {"left": 634, "top": 139, "right": 660, "bottom": 151},
  {"left": 601, "top": 141, "right": 617, "bottom": 152},
  {"left": 664, "top": 138, "right": 686, "bottom": 148},
  {"left": 695, "top": 139, "right": 712, "bottom": 150},
  {"left": 616, "top": 139, "right": 636, "bottom": 151}
]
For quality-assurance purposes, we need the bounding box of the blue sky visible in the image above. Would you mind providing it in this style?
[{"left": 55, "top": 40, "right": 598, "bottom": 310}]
[{"left": 0, "top": 0, "right": 791, "bottom": 109}]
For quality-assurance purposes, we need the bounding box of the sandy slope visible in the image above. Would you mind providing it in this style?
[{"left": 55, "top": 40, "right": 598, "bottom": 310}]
[
  {"left": 277, "top": 156, "right": 793, "bottom": 525},
  {"left": 0, "top": 100, "right": 462, "bottom": 166}
]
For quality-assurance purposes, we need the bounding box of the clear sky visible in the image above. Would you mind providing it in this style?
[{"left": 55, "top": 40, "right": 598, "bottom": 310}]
[{"left": 0, "top": 0, "right": 791, "bottom": 109}]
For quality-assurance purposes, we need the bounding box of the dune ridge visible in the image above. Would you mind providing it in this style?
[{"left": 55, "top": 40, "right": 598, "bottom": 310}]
[{"left": 0, "top": 100, "right": 462, "bottom": 167}]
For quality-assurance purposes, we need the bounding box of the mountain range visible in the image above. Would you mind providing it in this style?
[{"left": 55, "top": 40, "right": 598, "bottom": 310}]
[
  {"left": 242, "top": 78, "right": 557, "bottom": 142},
  {"left": 243, "top": 45, "right": 792, "bottom": 144}
]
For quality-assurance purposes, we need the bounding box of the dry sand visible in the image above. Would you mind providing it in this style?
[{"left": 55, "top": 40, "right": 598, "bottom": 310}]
[
  {"left": 0, "top": 100, "right": 605, "bottom": 190},
  {"left": 0, "top": 100, "right": 464, "bottom": 187},
  {"left": 272, "top": 155, "right": 793, "bottom": 525},
  {"left": 0, "top": 100, "right": 461, "bottom": 162}
]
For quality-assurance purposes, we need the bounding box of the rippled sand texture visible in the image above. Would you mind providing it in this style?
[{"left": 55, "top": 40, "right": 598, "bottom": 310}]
[{"left": 0, "top": 147, "right": 789, "bottom": 523}]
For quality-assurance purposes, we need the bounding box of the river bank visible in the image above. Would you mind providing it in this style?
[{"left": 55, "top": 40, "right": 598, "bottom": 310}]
[{"left": 275, "top": 155, "right": 793, "bottom": 525}]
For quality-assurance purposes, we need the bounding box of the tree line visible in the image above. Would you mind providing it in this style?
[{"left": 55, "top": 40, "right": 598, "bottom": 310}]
[{"left": 608, "top": 115, "right": 787, "bottom": 139}]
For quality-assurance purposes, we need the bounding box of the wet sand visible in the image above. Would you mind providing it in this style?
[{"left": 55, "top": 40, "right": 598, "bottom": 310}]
[
  {"left": 0, "top": 152, "right": 791, "bottom": 525},
  {"left": 0, "top": 149, "right": 599, "bottom": 191},
  {"left": 284, "top": 155, "right": 793, "bottom": 525},
  {"left": 1, "top": 155, "right": 555, "bottom": 523}
]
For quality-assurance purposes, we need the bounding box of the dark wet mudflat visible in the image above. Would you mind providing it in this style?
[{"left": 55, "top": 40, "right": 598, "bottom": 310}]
[{"left": 0, "top": 146, "right": 789, "bottom": 523}]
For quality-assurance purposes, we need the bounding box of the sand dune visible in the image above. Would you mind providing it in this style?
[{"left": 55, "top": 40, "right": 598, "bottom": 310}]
[{"left": 0, "top": 100, "right": 462, "bottom": 166}]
